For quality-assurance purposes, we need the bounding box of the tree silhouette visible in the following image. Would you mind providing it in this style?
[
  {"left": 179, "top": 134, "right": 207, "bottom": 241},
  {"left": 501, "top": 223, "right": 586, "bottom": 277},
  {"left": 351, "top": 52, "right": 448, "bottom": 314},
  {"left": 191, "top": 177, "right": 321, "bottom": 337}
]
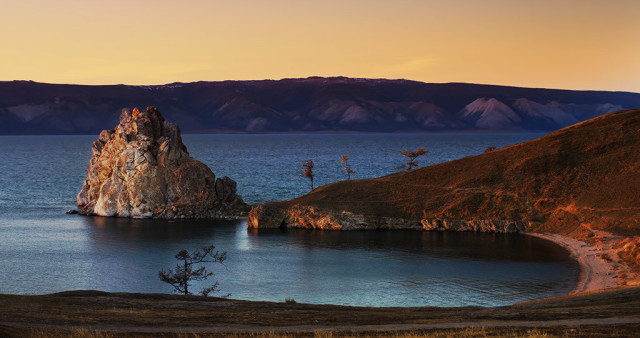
[
  {"left": 340, "top": 155, "right": 355, "bottom": 180},
  {"left": 300, "top": 159, "right": 315, "bottom": 191},
  {"left": 398, "top": 148, "right": 428, "bottom": 170},
  {"left": 158, "top": 244, "right": 226, "bottom": 296},
  {"left": 484, "top": 146, "right": 497, "bottom": 153}
]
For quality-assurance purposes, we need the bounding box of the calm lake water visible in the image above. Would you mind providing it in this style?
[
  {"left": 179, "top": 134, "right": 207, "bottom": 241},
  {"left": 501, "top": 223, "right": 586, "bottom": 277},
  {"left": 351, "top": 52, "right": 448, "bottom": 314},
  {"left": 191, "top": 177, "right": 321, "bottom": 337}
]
[{"left": 0, "top": 133, "right": 579, "bottom": 307}]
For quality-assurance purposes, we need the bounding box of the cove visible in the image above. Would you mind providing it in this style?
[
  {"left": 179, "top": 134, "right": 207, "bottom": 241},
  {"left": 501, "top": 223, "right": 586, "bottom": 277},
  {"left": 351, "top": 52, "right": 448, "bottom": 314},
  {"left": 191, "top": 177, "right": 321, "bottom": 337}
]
[
  {"left": 0, "top": 133, "right": 578, "bottom": 307},
  {"left": 0, "top": 216, "right": 579, "bottom": 307}
]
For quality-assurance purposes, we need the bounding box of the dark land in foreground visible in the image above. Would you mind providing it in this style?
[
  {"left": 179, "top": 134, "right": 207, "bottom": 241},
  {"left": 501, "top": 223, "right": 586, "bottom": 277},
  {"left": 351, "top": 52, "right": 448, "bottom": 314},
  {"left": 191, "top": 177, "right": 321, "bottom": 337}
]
[
  {"left": 2, "top": 77, "right": 640, "bottom": 134},
  {"left": 1, "top": 288, "right": 639, "bottom": 336}
]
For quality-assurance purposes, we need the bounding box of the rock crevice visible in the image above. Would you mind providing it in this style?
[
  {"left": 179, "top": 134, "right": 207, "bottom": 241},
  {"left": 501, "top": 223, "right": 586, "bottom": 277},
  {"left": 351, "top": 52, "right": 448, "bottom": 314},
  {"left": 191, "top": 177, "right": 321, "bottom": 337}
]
[{"left": 77, "top": 107, "right": 247, "bottom": 218}]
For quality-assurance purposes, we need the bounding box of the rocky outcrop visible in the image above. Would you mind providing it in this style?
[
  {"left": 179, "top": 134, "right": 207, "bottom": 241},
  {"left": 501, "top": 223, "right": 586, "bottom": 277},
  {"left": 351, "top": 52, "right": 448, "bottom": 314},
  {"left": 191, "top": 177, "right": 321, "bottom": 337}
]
[
  {"left": 77, "top": 106, "right": 247, "bottom": 218},
  {"left": 421, "top": 219, "right": 536, "bottom": 233},
  {"left": 248, "top": 204, "right": 534, "bottom": 233},
  {"left": 248, "top": 204, "right": 422, "bottom": 230}
]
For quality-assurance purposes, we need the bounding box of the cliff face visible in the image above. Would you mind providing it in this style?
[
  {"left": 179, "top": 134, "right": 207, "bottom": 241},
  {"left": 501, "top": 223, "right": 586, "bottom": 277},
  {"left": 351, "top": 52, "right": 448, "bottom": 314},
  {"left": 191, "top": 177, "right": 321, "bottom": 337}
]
[
  {"left": 249, "top": 109, "right": 640, "bottom": 238},
  {"left": 77, "top": 107, "right": 247, "bottom": 218},
  {"left": 248, "top": 205, "right": 535, "bottom": 233}
]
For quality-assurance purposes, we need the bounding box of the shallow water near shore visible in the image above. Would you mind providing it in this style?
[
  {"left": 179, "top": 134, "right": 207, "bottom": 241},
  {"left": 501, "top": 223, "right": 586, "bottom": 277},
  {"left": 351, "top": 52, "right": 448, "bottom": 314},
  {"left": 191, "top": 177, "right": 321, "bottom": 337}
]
[{"left": 0, "top": 133, "right": 579, "bottom": 307}]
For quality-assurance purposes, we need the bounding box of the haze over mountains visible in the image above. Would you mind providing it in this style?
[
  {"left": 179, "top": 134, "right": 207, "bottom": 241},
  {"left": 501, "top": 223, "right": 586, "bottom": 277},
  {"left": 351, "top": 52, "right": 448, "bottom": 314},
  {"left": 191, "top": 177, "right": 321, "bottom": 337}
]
[{"left": 1, "top": 77, "right": 639, "bottom": 134}]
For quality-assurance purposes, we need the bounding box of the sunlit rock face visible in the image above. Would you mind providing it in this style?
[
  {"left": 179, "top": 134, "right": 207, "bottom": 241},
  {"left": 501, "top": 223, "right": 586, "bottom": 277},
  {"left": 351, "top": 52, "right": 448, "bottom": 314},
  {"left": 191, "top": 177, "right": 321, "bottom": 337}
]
[
  {"left": 247, "top": 204, "right": 531, "bottom": 233},
  {"left": 421, "top": 219, "right": 535, "bottom": 233},
  {"left": 77, "top": 107, "right": 247, "bottom": 218},
  {"left": 248, "top": 204, "right": 423, "bottom": 231}
]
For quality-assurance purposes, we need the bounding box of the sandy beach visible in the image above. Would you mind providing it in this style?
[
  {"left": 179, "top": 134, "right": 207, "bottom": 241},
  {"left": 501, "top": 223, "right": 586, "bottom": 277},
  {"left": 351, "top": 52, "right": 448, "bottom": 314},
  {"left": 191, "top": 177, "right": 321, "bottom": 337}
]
[{"left": 526, "top": 231, "right": 640, "bottom": 294}]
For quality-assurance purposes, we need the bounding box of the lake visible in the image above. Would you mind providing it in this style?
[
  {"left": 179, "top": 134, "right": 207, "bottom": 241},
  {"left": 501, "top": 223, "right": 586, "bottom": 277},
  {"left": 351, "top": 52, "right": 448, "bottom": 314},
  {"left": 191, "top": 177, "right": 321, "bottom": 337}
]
[{"left": 0, "top": 133, "right": 579, "bottom": 307}]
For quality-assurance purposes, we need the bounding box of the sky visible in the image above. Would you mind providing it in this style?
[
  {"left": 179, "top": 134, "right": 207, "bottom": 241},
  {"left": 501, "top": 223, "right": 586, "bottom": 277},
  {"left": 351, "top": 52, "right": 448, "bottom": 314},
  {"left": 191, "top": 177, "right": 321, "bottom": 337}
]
[{"left": 1, "top": 0, "right": 639, "bottom": 92}]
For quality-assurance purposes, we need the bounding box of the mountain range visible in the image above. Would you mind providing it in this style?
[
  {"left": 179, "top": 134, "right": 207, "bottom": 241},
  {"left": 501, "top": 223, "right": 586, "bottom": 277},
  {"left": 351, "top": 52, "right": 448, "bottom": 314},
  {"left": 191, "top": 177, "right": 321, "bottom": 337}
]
[{"left": 1, "top": 77, "right": 639, "bottom": 134}]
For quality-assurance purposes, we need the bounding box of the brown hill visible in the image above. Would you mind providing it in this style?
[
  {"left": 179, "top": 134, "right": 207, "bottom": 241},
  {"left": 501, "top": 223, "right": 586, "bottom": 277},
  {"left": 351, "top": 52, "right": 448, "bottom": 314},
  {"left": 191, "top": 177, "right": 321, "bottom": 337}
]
[{"left": 249, "top": 109, "right": 640, "bottom": 269}]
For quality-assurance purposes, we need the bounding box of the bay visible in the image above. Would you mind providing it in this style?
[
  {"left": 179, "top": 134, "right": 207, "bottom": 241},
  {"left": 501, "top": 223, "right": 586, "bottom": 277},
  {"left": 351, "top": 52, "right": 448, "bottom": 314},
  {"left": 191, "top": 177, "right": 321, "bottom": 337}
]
[{"left": 0, "top": 133, "right": 579, "bottom": 307}]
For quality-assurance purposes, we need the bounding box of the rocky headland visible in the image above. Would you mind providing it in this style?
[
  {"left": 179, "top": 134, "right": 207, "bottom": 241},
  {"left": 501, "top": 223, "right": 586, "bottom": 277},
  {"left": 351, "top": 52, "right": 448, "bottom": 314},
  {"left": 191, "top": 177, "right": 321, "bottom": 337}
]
[
  {"left": 249, "top": 109, "right": 640, "bottom": 289},
  {"left": 77, "top": 107, "right": 247, "bottom": 218}
]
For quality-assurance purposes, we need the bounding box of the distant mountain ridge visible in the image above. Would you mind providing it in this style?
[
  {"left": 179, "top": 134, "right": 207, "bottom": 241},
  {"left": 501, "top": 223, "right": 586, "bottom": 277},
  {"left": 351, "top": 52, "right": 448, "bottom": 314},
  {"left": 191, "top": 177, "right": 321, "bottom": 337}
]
[{"left": 1, "top": 77, "right": 639, "bottom": 134}]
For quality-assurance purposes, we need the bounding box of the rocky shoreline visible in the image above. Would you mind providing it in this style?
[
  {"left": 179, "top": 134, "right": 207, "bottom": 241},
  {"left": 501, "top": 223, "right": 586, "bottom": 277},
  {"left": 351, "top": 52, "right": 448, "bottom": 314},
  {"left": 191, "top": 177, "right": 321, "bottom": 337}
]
[
  {"left": 248, "top": 203, "right": 640, "bottom": 295},
  {"left": 248, "top": 204, "right": 537, "bottom": 233}
]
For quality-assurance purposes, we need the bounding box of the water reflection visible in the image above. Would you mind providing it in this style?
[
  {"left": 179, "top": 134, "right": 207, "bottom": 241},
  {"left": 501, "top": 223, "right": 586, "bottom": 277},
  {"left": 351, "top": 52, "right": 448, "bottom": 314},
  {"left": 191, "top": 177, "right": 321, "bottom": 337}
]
[
  {"left": 1, "top": 215, "right": 579, "bottom": 306},
  {"left": 82, "top": 216, "right": 570, "bottom": 264},
  {"left": 83, "top": 216, "right": 239, "bottom": 245},
  {"left": 248, "top": 228, "right": 571, "bottom": 262}
]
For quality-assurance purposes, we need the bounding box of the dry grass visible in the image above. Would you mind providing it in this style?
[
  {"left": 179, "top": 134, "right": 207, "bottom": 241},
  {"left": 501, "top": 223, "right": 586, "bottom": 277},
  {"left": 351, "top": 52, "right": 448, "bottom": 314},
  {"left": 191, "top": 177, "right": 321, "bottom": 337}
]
[
  {"left": 17, "top": 326, "right": 640, "bottom": 338},
  {"left": 1, "top": 288, "right": 639, "bottom": 337}
]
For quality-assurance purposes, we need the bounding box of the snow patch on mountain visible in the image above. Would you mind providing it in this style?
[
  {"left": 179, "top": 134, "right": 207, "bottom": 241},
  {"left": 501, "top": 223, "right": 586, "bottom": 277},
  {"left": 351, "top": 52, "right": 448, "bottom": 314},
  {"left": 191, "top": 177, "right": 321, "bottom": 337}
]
[
  {"left": 7, "top": 103, "right": 49, "bottom": 122},
  {"left": 460, "top": 98, "right": 521, "bottom": 130},
  {"left": 340, "top": 105, "right": 371, "bottom": 124},
  {"left": 513, "top": 98, "right": 579, "bottom": 127},
  {"left": 408, "top": 102, "right": 452, "bottom": 128}
]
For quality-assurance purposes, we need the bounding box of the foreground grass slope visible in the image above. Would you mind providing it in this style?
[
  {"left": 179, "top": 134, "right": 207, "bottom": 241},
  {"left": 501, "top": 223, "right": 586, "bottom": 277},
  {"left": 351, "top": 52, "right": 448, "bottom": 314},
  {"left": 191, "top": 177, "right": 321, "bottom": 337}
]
[{"left": 1, "top": 288, "right": 639, "bottom": 336}]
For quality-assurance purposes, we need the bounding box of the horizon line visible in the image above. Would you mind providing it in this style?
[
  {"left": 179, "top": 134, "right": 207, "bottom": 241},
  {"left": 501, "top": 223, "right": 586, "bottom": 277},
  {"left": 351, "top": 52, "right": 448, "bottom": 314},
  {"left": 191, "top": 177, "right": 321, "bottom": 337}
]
[{"left": 1, "top": 77, "right": 639, "bottom": 95}]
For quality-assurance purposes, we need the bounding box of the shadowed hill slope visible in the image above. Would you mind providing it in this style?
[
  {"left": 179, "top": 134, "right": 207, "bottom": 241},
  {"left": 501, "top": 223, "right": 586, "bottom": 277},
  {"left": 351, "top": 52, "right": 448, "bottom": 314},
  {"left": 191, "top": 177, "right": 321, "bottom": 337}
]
[
  {"left": 249, "top": 109, "right": 640, "bottom": 266},
  {"left": 1, "top": 78, "right": 640, "bottom": 134}
]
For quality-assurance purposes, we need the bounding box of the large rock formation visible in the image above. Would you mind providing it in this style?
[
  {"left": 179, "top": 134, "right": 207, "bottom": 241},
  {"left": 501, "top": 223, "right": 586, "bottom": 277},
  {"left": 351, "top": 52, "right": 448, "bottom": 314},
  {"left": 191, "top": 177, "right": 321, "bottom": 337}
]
[{"left": 77, "top": 107, "right": 247, "bottom": 218}]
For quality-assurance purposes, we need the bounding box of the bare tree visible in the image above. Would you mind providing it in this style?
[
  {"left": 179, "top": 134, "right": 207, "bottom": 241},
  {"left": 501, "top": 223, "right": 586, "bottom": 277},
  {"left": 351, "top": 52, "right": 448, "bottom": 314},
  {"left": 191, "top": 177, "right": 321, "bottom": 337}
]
[
  {"left": 158, "top": 244, "right": 227, "bottom": 296},
  {"left": 340, "top": 155, "right": 355, "bottom": 180},
  {"left": 300, "top": 159, "right": 315, "bottom": 190},
  {"left": 398, "top": 148, "right": 428, "bottom": 170},
  {"left": 484, "top": 146, "right": 497, "bottom": 153}
]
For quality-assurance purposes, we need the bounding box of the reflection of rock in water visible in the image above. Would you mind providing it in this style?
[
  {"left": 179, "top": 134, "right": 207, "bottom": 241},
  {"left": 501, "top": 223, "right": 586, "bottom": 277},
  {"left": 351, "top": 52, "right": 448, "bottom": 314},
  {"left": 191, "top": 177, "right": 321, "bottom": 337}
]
[
  {"left": 77, "top": 107, "right": 248, "bottom": 218},
  {"left": 83, "top": 216, "right": 242, "bottom": 243}
]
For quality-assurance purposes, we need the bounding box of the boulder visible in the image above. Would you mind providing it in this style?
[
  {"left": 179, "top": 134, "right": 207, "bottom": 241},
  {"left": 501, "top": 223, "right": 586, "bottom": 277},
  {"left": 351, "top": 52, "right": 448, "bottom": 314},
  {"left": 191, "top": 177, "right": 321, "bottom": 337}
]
[{"left": 77, "top": 107, "right": 248, "bottom": 218}]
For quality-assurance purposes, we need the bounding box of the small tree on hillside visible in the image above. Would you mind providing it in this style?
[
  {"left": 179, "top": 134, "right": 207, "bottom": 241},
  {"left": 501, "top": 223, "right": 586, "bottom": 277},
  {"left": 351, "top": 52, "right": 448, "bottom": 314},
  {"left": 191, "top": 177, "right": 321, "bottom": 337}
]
[
  {"left": 158, "top": 244, "right": 227, "bottom": 296},
  {"left": 484, "top": 146, "right": 497, "bottom": 153},
  {"left": 398, "top": 148, "right": 428, "bottom": 171},
  {"left": 340, "top": 154, "right": 355, "bottom": 180},
  {"left": 300, "top": 159, "right": 315, "bottom": 191}
]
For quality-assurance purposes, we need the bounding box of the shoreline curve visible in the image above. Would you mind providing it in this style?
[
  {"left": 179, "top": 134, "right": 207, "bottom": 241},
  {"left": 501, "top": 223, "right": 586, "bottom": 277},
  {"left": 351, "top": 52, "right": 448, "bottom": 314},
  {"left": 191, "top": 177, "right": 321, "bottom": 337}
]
[{"left": 524, "top": 232, "right": 638, "bottom": 294}]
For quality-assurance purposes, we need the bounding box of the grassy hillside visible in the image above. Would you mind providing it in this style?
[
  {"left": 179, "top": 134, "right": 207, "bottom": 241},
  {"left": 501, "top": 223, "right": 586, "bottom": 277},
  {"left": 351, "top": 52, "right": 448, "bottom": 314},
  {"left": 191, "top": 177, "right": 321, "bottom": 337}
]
[
  {"left": 272, "top": 109, "right": 640, "bottom": 235},
  {"left": 255, "top": 109, "right": 640, "bottom": 268}
]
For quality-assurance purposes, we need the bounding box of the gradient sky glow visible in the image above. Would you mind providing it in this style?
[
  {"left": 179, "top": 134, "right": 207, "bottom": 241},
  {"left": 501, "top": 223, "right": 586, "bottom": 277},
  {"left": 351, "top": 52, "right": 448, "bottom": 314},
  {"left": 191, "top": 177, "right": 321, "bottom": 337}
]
[{"left": 1, "top": 0, "right": 639, "bottom": 91}]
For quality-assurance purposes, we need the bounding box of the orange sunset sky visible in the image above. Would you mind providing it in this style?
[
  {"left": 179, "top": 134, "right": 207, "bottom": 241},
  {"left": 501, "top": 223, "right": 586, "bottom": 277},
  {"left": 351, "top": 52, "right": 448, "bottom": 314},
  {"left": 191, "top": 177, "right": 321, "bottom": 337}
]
[{"left": 1, "top": 0, "right": 639, "bottom": 91}]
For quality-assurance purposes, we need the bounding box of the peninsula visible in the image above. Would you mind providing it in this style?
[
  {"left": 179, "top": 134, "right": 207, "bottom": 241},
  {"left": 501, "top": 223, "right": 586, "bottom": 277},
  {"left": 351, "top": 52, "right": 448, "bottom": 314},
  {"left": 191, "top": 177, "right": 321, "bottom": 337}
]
[{"left": 249, "top": 108, "right": 640, "bottom": 291}]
